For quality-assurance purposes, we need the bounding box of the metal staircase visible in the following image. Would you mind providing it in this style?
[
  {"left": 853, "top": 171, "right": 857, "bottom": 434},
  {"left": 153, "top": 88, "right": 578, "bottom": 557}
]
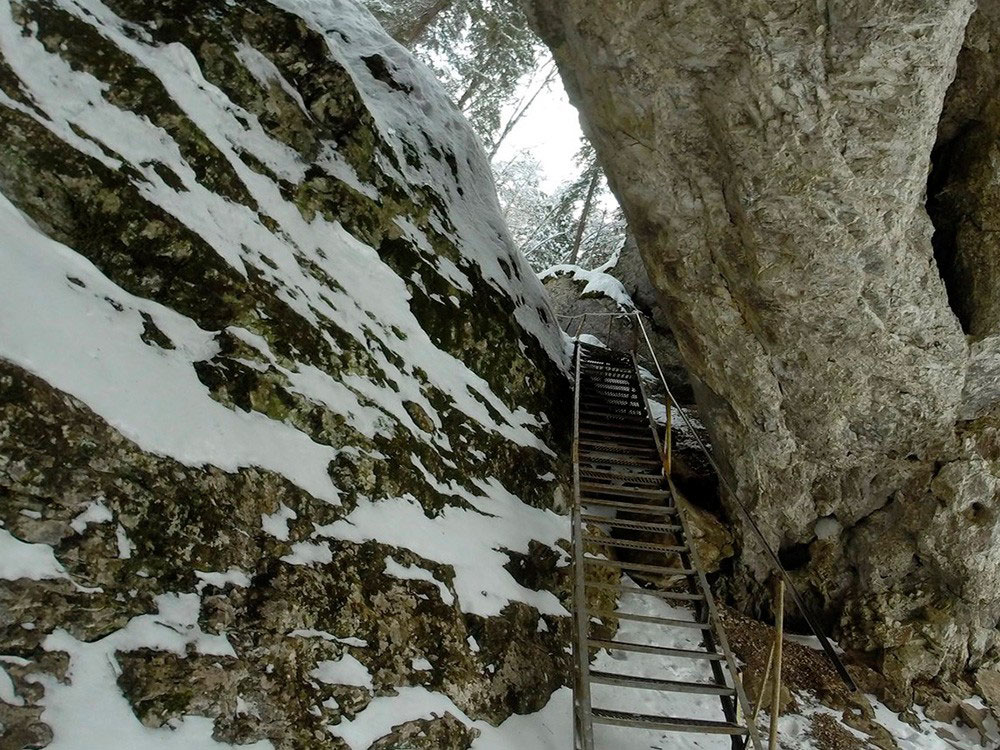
[{"left": 571, "top": 342, "right": 763, "bottom": 750}]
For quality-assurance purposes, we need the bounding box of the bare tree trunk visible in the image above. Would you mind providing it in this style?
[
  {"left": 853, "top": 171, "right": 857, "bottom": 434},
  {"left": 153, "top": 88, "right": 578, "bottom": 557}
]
[
  {"left": 488, "top": 65, "right": 557, "bottom": 161},
  {"left": 457, "top": 74, "right": 484, "bottom": 110},
  {"left": 568, "top": 168, "right": 600, "bottom": 265},
  {"left": 394, "top": 0, "right": 453, "bottom": 46}
]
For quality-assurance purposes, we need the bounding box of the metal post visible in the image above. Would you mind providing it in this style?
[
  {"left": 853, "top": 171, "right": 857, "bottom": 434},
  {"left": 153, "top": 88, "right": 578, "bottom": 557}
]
[
  {"left": 664, "top": 400, "right": 672, "bottom": 476},
  {"left": 769, "top": 578, "right": 785, "bottom": 750},
  {"left": 570, "top": 341, "right": 594, "bottom": 750},
  {"left": 750, "top": 639, "right": 776, "bottom": 724}
]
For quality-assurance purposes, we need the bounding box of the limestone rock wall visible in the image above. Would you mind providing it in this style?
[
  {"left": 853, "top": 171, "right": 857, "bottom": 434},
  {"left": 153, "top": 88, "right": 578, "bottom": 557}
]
[
  {"left": 530, "top": 0, "right": 1000, "bottom": 685},
  {"left": 0, "top": 1, "right": 572, "bottom": 746}
]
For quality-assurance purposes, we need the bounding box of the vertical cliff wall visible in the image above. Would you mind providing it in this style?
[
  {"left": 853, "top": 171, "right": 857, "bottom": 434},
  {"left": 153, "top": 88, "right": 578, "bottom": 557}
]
[
  {"left": 0, "top": 1, "right": 572, "bottom": 746},
  {"left": 531, "top": 0, "right": 1000, "bottom": 687}
]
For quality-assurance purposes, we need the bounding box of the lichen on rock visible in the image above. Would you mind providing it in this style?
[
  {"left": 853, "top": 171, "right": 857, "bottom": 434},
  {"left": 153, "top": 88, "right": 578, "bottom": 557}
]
[{"left": 0, "top": 0, "right": 573, "bottom": 745}]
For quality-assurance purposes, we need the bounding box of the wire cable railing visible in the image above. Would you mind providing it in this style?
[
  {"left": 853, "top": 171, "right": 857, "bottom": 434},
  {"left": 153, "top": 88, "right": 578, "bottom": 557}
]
[{"left": 560, "top": 310, "right": 858, "bottom": 694}]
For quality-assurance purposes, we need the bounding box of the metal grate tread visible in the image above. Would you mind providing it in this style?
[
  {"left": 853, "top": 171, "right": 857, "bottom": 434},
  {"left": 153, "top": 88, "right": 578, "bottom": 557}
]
[
  {"left": 579, "top": 416, "right": 649, "bottom": 429},
  {"left": 581, "top": 535, "right": 688, "bottom": 554},
  {"left": 583, "top": 556, "right": 691, "bottom": 575},
  {"left": 579, "top": 427, "right": 653, "bottom": 441},
  {"left": 587, "top": 638, "right": 723, "bottom": 660},
  {"left": 590, "top": 708, "right": 747, "bottom": 734},
  {"left": 587, "top": 608, "right": 711, "bottom": 631},
  {"left": 579, "top": 496, "right": 676, "bottom": 514},
  {"left": 578, "top": 440, "right": 655, "bottom": 454},
  {"left": 579, "top": 483, "right": 670, "bottom": 498},
  {"left": 580, "top": 514, "right": 682, "bottom": 533},
  {"left": 584, "top": 579, "right": 703, "bottom": 602},
  {"left": 579, "top": 468, "right": 662, "bottom": 485},
  {"left": 578, "top": 452, "right": 661, "bottom": 466},
  {"left": 590, "top": 670, "right": 735, "bottom": 696}
]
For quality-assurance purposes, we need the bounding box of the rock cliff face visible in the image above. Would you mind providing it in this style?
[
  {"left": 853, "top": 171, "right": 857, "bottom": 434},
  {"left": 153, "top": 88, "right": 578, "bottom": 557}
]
[
  {"left": 0, "top": 1, "right": 572, "bottom": 746},
  {"left": 930, "top": 1, "right": 1000, "bottom": 340},
  {"left": 531, "top": 0, "right": 1000, "bottom": 686}
]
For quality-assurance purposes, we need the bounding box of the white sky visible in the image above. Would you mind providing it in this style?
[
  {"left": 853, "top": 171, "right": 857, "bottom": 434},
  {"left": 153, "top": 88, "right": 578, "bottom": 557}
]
[{"left": 492, "top": 70, "right": 585, "bottom": 192}]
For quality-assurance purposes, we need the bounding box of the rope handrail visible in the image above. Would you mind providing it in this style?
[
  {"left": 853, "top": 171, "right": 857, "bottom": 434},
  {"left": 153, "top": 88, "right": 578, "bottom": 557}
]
[{"left": 584, "top": 311, "right": 858, "bottom": 692}]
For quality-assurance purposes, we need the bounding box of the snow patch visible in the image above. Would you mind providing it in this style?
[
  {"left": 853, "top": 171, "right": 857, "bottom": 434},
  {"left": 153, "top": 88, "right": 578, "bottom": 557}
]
[
  {"left": 0, "top": 527, "right": 69, "bottom": 582},
  {"left": 262, "top": 504, "right": 297, "bottom": 541},
  {"left": 195, "top": 568, "right": 251, "bottom": 591},
  {"left": 310, "top": 654, "right": 373, "bottom": 691},
  {"left": 30, "top": 593, "right": 262, "bottom": 750},
  {"left": 538, "top": 264, "right": 636, "bottom": 310},
  {"left": 115, "top": 525, "right": 134, "bottom": 560},
  {"left": 384, "top": 556, "right": 455, "bottom": 606},
  {"left": 315, "top": 476, "right": 569, "bottom": 618},
  {"left": 281, "top": 541, "right": 333, "bottom": 566},
  {"left": 70, "top": 500, "right": 113, "bottom": 534}
]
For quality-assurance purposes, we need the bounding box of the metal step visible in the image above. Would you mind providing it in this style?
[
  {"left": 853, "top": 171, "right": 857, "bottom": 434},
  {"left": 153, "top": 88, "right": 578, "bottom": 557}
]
[
  {"left": 579, "top": 483, "right": 670, "bottom": 499},
  {"left": 591, "top": 708, "right": 747, "bottom": 735},
  {"left": 580, "top": 515, "right": 681, "bottom": 533},
  {"left": 584, "top": 580, "right": 703, "bottom": 602},
  {"left": 580, "top": 476, "right": 661, "bottom": 491},
  {"left": 579, "top": 467, "right": 661, "bottom": 482},
  {"left": 582, "top": 381, "right": 637, "bottom": 392},
  {"left": 581, "top": 392, "right": 642, "bottom": 402},
  {"left": 578, "top": 461, "right": 662, "bottom": 474},
  {"left": 581, "top": 408, "right": 644, "bottom": 419},
  {"left": 579, "top": 410, "right": 647, "bottom": 422},
  {"left": 587, "top": 638, "right": 723, "bottom": 661},
  {"left": 578, "top": 497, "right": 675, "bottom": 515},
  {"left": 580, "top": 404, "right": 645, "bottom": 414},
  {"left": 590, "top": 670, "right": 735, "bottom": 696},
  {"left": 580, "top": 403, "right": 643, "bottom": 413},
  {"left": 578, "top": 451, "right": 661, "bottom": 466},
  {"left": 582, "top": 535, "right": 687, "bottom": 554},
  {"left": 583, "top": 556, "right": 691, "bottom": 576},
  {"left": 583, "top": 385, "right": 637, "bottom": 396},
  {"left": 580, "top": 428, "right": 654, "bottom": 440},
  {"left": 587, "top": 608, "right": 711, "bottom": 631},
  {"left": 579, "top": 426, "right": 651, "bottom": 441},
  {"left": 579, "top": 418, "right": 649, "bottom": 431},
  {"left": 577, "top": 439, "right": 656, "bottom": 453}
]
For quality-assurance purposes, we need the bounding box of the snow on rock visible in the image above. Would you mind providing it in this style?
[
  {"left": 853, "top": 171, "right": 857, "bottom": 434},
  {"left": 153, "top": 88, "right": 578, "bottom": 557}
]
[
  {"left": 538, "top": 263, "right": 637, "bottom": 311},
  {"left": 0, "top": 527, "right": 70, "bottom": 582},
  {"left": 0, "top": 0, "right": 571, "bottom": 746}
]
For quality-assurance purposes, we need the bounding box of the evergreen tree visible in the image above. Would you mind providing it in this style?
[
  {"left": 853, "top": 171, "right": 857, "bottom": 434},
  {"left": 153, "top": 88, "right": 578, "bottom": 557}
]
[
  {"left": 495, "top": 145, "right": 626, "bottom": 272},
  {"left": 366, "top": 0, "right": 626, "bottom": 272},
  {"left": 365, "top": 0, "right": 542, "bottom": 149}
]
